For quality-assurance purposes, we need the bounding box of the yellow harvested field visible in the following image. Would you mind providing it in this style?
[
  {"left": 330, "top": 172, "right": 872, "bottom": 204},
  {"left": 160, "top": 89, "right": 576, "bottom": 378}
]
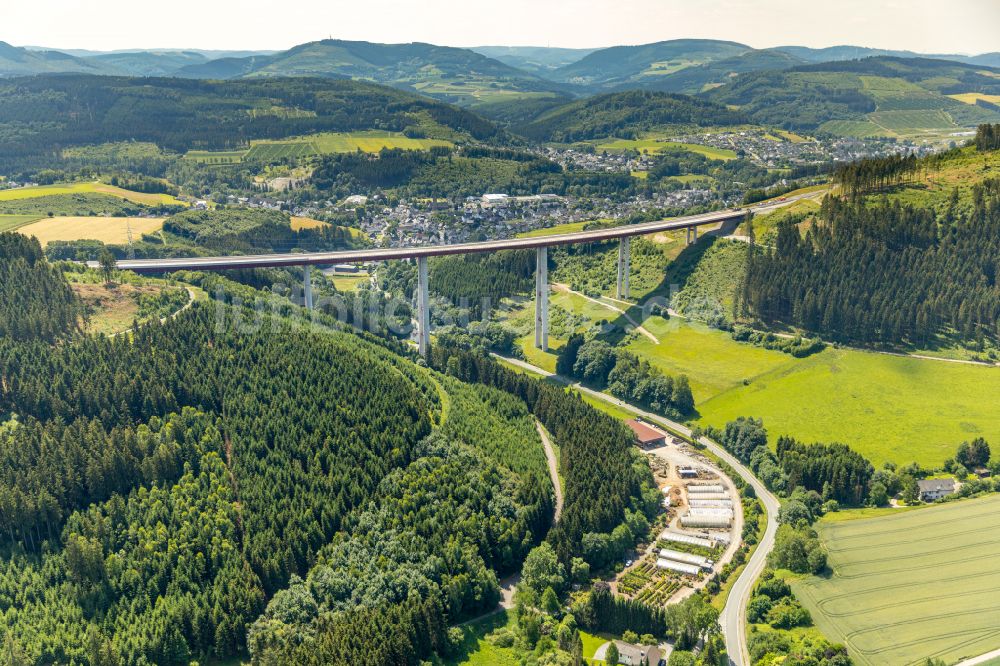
[
  {"left": 290, "top": 216, "right": 329, "bottom": 231},
  {"left": 948, "top": 93, "right": 1000, "bottom": 105},
  {"left": 18, "top": 216, "right": 165, "bottom": 245},
  {"left": 0, "top": 182, "right": 184, "bottom": 207}
]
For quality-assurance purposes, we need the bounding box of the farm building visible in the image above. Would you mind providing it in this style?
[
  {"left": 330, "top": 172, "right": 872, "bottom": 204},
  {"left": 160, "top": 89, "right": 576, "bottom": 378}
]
[
  {"left": 625, "top": 419, "right": 667, "bottom": 448},
  {"left": 688, "top": 507, "right": 734, "bottom": 519},
  {"left": 678, "top": 467, "right": 700, "bottom": 478},
  {"left": 656, "top": 558, "right": 702, "bottom": 576},
  {"left": 686, "top": 492, "right": 729, "bottom": 500},
  {"left": 918, "top": 478, "right": 957, "bottom": 501},
  {"left": 659, "top": 530, "right": 716, "bottom": 548},
  {"left": 688, "top": 484, "right": 725, "bottom": 494},
  {"left": 689, "top": 498, "right": 733, "bottom": 508},
  {"left": 658, "top": 548, "right": 712, "bottom": 569},
  {"left": 680, "top": 513, "right": 732, "bottom": 528}
]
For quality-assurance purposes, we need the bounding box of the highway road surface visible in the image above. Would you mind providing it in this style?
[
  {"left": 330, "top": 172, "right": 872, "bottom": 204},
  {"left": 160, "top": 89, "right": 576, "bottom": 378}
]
[
  {"left": 98, "top": 209, "right": 746, "bottom": 274},
  {"left": 494, "top": 355, "right": 779, "bottom": 666}
]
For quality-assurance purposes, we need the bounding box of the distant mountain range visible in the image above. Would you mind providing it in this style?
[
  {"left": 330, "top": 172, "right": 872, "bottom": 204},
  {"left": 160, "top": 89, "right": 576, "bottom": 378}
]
[
  {"left": 2, "top": 38, "right": 999, "bottom": 138},
  {"left": 3, "top": 38, "right": 996, "bottom": 92}
]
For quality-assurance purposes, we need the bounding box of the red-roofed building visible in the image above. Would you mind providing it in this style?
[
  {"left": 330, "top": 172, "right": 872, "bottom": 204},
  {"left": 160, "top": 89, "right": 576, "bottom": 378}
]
[{"left": 625, "top": 419, "right": 667, "bottom": 448}]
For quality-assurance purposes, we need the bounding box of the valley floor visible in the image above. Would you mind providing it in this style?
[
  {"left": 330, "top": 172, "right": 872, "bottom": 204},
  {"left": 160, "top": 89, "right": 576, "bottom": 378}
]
[{"left": 501, "top": 290, "right": 1000, "bottom": 468}]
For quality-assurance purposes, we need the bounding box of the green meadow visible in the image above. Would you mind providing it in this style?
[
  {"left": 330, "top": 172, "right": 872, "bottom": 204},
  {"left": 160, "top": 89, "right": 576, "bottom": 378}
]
[
  {"left": 792, "top": 495, "right": 1000, "bottom": 666},
  {"left": 0, "top": 214, "right": 41, "bottom": 233},
  {"left": 184, "top": 131, "right": 452, "bottom": 163},
  {"left": 628, "top": 317, "right": 1000, "bottom": 467},
  {"left": 501, "top": 287, "right": 1000, "bottom": 468},
  {"left": 594, "top": 137, "right": 737, "bottom": 161}
]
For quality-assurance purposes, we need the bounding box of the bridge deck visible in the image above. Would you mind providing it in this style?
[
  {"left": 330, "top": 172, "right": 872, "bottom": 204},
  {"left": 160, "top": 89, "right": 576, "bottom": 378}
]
[{"left": 106, "top": 209, "right": 746, "bottom": 274}]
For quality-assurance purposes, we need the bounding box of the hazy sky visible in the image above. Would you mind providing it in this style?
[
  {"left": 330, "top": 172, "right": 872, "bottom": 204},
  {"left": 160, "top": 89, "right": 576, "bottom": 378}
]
[{"left": 6, "top": 0, "right": 999, "bottom": 55}]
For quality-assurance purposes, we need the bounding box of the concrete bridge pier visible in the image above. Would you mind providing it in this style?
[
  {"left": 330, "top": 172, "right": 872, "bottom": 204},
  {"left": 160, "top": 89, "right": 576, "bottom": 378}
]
[
  {"left": 303, "top": 265, "right": 314, "bottom": 310},
  {"left": 534, "top": 246, "right": 549, "bottom": 350},
  {"left": 686, "top": 226, "right": 699, "bottom": 245},
  {"left": 616, "top": 236, "right": 631, "bottom": 300},
  {"left": 417, "top": 256, "right": 430, "bottom": 358}
]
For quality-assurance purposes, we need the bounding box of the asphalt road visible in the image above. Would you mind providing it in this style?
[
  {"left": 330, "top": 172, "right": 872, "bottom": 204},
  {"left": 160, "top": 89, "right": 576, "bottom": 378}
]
[{"left": 494, "top": 355, "right": 779, "bottom": 666}]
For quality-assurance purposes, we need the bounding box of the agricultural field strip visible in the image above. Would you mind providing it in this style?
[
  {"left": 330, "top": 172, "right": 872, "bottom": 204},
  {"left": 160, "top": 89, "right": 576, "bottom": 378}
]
[{"left": 792, "top": 495, "right": 1000, "bottom": 666}]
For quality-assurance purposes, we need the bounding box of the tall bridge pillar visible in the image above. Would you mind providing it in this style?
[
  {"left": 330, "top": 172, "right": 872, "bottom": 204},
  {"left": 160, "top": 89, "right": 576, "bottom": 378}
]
[
  {"left": 303, "top": 265, "right": 313, "bottom": 310},
  {"left": 416, "top": 256, "right": 430, "bottom": 358},
  {"left": 616, "top": 236, "right": 631, "bottom": 300},
  {"left": 686, "top": 226, "right": 699, "bottom": 245},
  {"left": 534, "top": 246, "right": 549, "bottom": 350}
]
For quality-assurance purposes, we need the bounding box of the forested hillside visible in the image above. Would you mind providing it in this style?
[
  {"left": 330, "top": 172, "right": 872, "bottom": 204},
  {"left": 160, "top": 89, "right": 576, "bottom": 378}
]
[
  {"left": 0, "top": 75, "right": 502, "bottom": 167},
  {"left": 516, "top": 90, "right": 746, "bottom": 142},
  {"left": 0, "top": 234, "right": 81, "bottom": 341},
  {"left": 0, "top": 237, "right": 652, "bottom": 663},
  {"left": 739, "top": 143, "right": 1000, "bottom": 347},
  {"left": 706, "top": 56, "right": 1000, "bottom": 130}
]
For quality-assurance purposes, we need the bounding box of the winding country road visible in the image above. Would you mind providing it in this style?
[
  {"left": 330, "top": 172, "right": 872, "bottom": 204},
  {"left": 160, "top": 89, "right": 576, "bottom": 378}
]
[{"left": 495, "top": 355, "right": 779, "bottom": 666}]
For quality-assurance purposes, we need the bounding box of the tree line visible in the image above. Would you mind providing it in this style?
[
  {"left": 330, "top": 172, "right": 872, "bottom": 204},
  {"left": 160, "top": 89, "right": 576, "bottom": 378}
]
[
  {"left": 557, "top": 335, "right": 695, "bottom": 418},
  {"left": 974, "top": 123, "right": 1000, "bottom": 151}
]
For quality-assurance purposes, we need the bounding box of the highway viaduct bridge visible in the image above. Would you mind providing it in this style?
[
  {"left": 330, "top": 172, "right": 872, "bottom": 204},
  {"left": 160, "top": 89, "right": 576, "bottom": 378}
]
[{"left": 105, "top": 208, "right": 748, "bottom": 356}]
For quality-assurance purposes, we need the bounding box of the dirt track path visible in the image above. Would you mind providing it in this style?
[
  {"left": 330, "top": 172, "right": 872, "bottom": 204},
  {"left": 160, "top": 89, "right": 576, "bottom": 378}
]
[
  {"left": 553, "top": 283, "right": 659, "bottom": 343},
  {"left": 536, "top": 420, "right": 563, "bottom": 523}
]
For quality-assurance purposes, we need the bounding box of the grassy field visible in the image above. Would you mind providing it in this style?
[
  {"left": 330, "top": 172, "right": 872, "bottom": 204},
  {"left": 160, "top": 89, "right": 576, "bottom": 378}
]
[
  {"left": 182, "top": 150, "right": 246, "bottom": 164},
  {"left": 0, "top": 182, "right": 182, "bottom": 207},
  {"left": 498, "top": 273, "right": 1000, "bottom": 468},
  {"left": 517, "top": 220, "right": 592, "bottom": 238},
  {"left": 792, "top": 495, "right": 1000, "bottom": 666},
  {"left": 594, "top": 137, "right": 737, "bottom": 161},
  {"left": 0, "top": 214, "right": 41, "bottom": 232},
  {"left": 185, "top": 131, "right": 451, "bottom": 163},
  {"left": 329, "top": 274, "right": 369, "bottom": 292},
  {"left": 819, "top": 119, "right": 889, "bottom": 138},
  {"left": 18, "top": 216, "right": 165, "bottom": 245},
  {"left": 290, "top": 216, "right": 328, "bottom": 231}
]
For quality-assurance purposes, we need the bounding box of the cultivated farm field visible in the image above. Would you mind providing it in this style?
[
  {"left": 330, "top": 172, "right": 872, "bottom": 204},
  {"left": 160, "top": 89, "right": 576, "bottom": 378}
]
[
  {"left": 0, "top": 182, "right": 182, "bottom": 207},
  {"left": 595, "top": 137, "right": 737, "bottom": 160},
  {"left": 792, "top": 495, "right": 1000, "bottom": 666},
  {"left": 18, "top": 216, "right": 165, "bottom": 245}
]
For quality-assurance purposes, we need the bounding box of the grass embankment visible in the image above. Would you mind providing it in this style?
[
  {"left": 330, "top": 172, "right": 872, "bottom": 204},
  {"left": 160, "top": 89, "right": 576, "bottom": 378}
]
[
  {"left": 791, "top": 495, "right": 1000, "bottom": 665},
  {"left": 441, "top": 608, "right": 610, "bottom": 665}
]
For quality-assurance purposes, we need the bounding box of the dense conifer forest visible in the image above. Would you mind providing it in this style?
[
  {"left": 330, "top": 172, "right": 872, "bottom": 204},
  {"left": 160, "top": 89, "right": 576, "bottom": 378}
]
[
  {"left": 0, "top": 235, "right": 653, "bottom": 663},
  {"left": 0, "top": 234, "right": 81, "bottom": 341},
  {"left": 739, "top": 174, "right": 1000, "bottom": 346}
]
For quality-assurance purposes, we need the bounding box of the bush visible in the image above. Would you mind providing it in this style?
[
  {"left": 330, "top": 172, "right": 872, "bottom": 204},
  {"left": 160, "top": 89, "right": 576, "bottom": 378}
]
[{"left": 766, "top": 599, "right": 812, "bottom": 629}]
